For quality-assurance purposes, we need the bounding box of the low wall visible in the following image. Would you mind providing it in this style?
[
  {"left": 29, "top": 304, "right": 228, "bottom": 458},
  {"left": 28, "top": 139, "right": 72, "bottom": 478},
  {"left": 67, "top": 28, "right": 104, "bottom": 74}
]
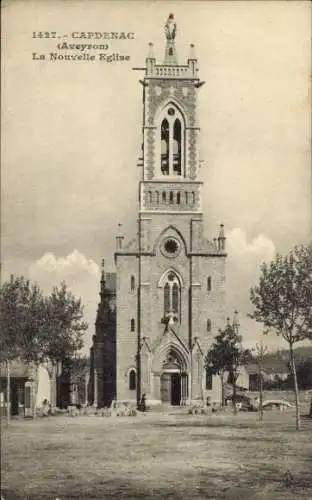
[{"left": 248, "top": 390, "right": 311, "bottom": 404}]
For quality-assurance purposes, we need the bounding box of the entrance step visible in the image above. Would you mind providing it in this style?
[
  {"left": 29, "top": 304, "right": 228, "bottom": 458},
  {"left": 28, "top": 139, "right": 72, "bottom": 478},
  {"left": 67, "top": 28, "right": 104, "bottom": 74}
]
[{"left": 148, "top": 404, "right": 188, "bottom": 414}]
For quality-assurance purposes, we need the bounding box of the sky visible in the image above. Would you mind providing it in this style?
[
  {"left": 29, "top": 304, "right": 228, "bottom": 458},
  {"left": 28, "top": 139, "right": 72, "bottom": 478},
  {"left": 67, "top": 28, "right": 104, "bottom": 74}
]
[{"left": 2, "top": 0, "right": 311, "bottom": 353}]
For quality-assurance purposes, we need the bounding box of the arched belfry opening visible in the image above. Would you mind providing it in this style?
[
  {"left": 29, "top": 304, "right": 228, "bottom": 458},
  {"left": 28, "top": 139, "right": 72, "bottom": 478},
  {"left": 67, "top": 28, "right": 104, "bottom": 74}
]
[
  {"left": 161, "top": 118, "right": 170, "bottom": 175},
  {"left": 173, "top": 118, "right": 182, "bottom": 174},
  {"left": 158, "top": 103, "right": 185, "bottom": 177}
]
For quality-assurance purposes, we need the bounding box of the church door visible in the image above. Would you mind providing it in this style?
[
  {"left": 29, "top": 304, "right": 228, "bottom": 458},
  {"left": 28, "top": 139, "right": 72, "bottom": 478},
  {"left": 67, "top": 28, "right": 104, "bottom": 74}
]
[
  {"left": 160, "top": 373, "right": 171, "bottom": 403},
  {"left": 171, "top": 373, "right": 181, "bottom": 405}
]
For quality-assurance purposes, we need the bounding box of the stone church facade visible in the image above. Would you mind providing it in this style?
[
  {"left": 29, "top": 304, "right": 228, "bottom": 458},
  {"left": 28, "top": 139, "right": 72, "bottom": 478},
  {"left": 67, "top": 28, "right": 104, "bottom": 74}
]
[{"left": 90, "top": 15, "right": 227, "bottom": 407}]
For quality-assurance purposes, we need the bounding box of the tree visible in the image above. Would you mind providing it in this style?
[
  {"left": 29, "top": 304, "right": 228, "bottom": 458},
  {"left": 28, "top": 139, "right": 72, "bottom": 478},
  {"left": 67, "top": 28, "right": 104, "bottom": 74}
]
[
  {"left": 251, "top": 342, "right": 268, "bottom": 421},
  {"left": 226, "top": 314, "right": 251, "bottom": 415},
  {"left": 249, "top": 244, "right": 312, "bottom": 430},
  {"left": 0, "top": 275, "right": 44, "bottom": 422},
  {"left": 205, "top": 329, "right": 228, "bottom": 407},
  {"left": 205, "top": 312, "right": 250, "bottom": 413},
  {"left": 37, "top": 282, "right": 88, "bottom": 406},
  {"left": 0, "top": 277, "right": 88, "bottom": 413},
  {"left": 63, "top": 355, "right": 90, "bottom": 405}
]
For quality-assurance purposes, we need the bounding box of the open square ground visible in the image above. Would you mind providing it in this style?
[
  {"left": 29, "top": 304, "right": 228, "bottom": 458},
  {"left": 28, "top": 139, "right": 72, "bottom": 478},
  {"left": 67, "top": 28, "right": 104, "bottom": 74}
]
[{"left": 2, "top": 409, "right": 312, "bottom": 500}]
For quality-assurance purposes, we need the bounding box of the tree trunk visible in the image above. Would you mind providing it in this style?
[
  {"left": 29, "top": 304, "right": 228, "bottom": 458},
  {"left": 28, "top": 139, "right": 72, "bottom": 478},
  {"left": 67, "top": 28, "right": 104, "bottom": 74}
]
[
  {"left": 47, "top": 362, "right": 57, "bottom": 408},
  {"left": 85, "top": 373, "right": 89, "bottom": 406},
  {"left": 6, "top": 359, "right": 10, "bottom": 424},
  {"left": 220, "top": 373, "right": 225, "bottom": 407},
  {"left": 289, "top": 342, "right": 300, "bottom": 431},
  {"left": 258, "top": 364, "right": 263, "bottom": 422},
  {"left": 32, "top": 365, "right": 39, "bottom": 418},
  {"left": 233, "top": 377, "right": 237, "bottom": 415}
]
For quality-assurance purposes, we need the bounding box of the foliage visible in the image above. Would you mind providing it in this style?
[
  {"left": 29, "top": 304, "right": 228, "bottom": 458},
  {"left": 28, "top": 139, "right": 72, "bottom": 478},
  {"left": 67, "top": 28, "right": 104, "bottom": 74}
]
[
  {"left": 250, "top": 245, "right": 312, "bottom": 344},
  {"left": 205, "top": 328, "right": 231, "bottom": 378},
  {"left": 63, "top": 355, "right": 90, "bottom": 384},
  {"left": 249, "top": 244, "right": 312, "bottom": 430},
  {"left": 0, "top": 275, "right": 44, "bottom": 363},
  {"left": 205, "top": 320, "right": 250, "bottom": 408},
  {"left": 206, "top": 323, "right": 250, "bottom": 380},
  {"left": 38, "top": 282, "right": 87, "bottom": 368},
  {"left": 0, "top": 276, "right": 87, "bottom": 368}
]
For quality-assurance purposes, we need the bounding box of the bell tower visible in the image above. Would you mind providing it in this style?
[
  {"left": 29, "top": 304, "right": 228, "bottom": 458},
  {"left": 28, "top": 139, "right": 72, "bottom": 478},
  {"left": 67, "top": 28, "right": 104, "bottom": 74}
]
[
  {"left": 139, "top": 13, "right": 203, "bottom": 217},
  {"left": 113, "top": 14, "right": 227, "bottom": 406}
]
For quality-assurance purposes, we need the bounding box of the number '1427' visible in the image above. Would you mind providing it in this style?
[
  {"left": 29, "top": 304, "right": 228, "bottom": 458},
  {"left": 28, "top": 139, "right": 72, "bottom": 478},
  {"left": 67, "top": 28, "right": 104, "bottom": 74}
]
[{"left": 32, "top": 32, "right": 57, "bottom": 38}]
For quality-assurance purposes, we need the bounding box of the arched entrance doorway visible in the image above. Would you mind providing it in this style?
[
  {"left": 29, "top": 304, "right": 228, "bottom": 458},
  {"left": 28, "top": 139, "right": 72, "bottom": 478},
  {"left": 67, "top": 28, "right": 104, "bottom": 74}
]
[{"left": 160, "top": 353, "right": 188, "bottom": 405}]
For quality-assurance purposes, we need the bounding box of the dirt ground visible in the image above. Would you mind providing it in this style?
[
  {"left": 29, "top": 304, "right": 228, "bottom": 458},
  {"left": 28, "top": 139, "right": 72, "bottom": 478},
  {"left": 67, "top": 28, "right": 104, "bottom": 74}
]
[{"left": 2, "top": 408, "right": 312, "bottom": 499}]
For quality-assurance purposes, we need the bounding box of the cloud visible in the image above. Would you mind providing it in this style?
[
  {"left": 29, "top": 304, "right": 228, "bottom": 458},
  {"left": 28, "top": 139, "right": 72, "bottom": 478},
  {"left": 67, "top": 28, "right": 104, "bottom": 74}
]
[
  {"left": 226, "top": 228, "right": 276, "bottom": 298},
  {"left": 225, "top": 228, "right": 279, "bottom": 348},
  {"left": 227, "top": 228, "right": 275, "bottom": 262},
  {"left": 29, "top": 249, "right": 99, "bottom": 278}
]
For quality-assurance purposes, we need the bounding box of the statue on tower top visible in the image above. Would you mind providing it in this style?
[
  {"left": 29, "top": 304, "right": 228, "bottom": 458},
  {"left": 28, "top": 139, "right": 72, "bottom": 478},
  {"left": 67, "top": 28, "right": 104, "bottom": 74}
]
[{"left": 165, "top": 13, "right": 177, "bottom": 41}]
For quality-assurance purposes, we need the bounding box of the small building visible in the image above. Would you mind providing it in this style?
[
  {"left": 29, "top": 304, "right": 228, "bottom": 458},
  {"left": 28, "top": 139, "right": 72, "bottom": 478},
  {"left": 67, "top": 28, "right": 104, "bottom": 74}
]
[
  {"left": 262, "top": 362, "right": 289, "bottom": 382},
  {"left": 0, "top": 360, "right": 52, "bottom": 417},
  {"left": 232, "top": 362, "right": 290, "bottom": 394},
  {"left": 0, "top": 359, "right": 72, "bottom": 416},
  {"left": 240, "top": 364, "right": 261, "bottom": 391}
]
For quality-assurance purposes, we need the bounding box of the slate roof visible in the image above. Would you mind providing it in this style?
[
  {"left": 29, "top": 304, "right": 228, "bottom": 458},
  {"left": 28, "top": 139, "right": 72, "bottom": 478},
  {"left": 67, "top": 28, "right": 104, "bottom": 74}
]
[{"left": 243, "top": 364, "right": 259, "bottom": 375}]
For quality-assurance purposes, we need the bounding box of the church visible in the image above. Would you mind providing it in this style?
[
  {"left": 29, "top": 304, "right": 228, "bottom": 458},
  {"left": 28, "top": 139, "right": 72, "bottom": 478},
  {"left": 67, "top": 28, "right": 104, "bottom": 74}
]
[{"left": 90, "top": 15, "right": 227, "bottom": 408}]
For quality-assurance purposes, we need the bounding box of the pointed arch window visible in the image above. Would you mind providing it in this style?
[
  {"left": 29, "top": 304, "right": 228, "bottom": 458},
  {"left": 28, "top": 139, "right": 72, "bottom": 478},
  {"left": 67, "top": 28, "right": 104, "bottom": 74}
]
[
  {"left": 164, "top": 283, "right": 170, "bottom": 316},
  {"left": 129, "top": 369, "right": 136, "bottom": 390},
  {"left": 162, "top": 191, "right": 166, "bottom": 203},
  {"left": 207, "top": 319, "right": 211, "bottom": 333},
  {"left": 176, "top": 192, "right": 180, "bottom": 204},
  {"left": 169, "top": 191, "right": 174, "bottom": 204},
  {"left": 172, "top": 283, "right": 179, "bottom": 314},
  {"left": 159, "top": 105, "right": 185, "bottom": 177},
  {"left": 131, "top": 318, "right": 135, "bottom": 332},
  {"left": 130, "top": 275, "right": 135, "bottom": 292},
  {"left": 173, "top": 119, "right": 182, "bottom": 175},
  {"left": 197, "top": 353, "right": 202, "bottom": 383},
  {"left": 207, "top": 277, "right": 212, "bottom": 291},
  {"left": 163, "top": 271, "right": 181, "bottom": 321},
  {"left": 206, "top": 370, "right": 213, "bottom": 390},
  {"left": 161, "top": 119, "right": 169, "bottom": 175}
]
